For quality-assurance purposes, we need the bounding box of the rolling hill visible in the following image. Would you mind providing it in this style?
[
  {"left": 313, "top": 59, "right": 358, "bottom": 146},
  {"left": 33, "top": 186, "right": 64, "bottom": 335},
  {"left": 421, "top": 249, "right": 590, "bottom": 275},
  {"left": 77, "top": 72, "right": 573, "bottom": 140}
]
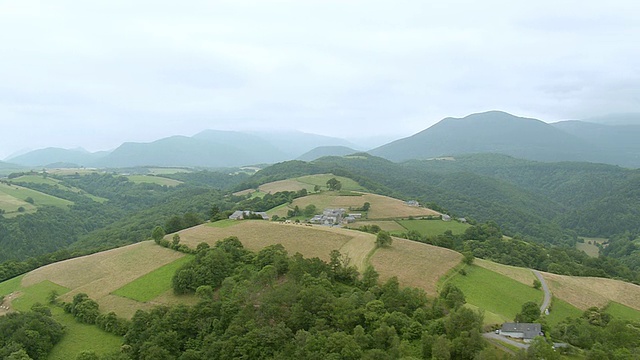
[
  {"left": 296, "top": 146, "right": 360, "bottom": 161},
  {"left": 369, "top": 111, "right": 601, "bottom": 163},
  {"left": 6, "top": 147, "right": 108, "bottom": 167}
]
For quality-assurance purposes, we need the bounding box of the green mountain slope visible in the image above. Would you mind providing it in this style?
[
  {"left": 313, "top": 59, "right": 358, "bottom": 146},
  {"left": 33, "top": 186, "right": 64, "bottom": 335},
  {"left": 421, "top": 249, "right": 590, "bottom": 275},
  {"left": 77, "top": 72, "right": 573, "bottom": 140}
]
[
  {"left": 296, "top": 146, "right": 359, "bottom": 161},
  {"left": 369, "top": 110, "right": 602, "bottom": 163},
  {"left": 7, "top": 147, "right": 108, "bottom": 167}
]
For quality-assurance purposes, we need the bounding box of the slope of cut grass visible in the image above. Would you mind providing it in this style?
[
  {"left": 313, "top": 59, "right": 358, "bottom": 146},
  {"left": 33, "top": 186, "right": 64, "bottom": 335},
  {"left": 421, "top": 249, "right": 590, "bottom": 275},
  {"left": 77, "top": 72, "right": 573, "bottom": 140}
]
[
  {"left": 347, "top": 220, "right": 407, "bottom": 233},
  {"left": 21, "top": 241, "right": 187, "bottom": 318},
  {"left": 208, "top": 219, "right": 241, "bottom": 228},
  {"left": 542, "top": 272, "right": 640, "bottom": 312},
  {"left": 296, "top": 174, "right": 366, "bottom": 191},
  {"left": 474, "top": 258, "right": 538, "bottom": 286},
  {"left": 576, "top": 237, "right": 607, "bottom": 258},
  {"left": 448, "top": 264, "right": 543, "bottom": 324},
  {"left": 397, "top": 219, "right": 470, "bottom": 237},
  {"left": 12, "top": 175, "right": 109, "bottom": 203},
  {"left": 127, "top": 175, "right": 183, "bottom": 187},
  {"left": 268, "top": 192, "right": 439, "bottom": 220},
  {"left": 370, "top": 238, "right": 462, "bottom": 297},
  {"left": 113, "top": 255, "right": 194, "bottom": 302}
]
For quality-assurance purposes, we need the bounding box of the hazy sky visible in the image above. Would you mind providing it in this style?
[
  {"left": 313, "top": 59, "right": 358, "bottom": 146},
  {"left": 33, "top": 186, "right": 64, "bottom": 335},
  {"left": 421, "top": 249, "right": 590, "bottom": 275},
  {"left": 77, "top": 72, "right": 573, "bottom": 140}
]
[{"left": 1, "top": 0, "right": 639, "bottom": 159}]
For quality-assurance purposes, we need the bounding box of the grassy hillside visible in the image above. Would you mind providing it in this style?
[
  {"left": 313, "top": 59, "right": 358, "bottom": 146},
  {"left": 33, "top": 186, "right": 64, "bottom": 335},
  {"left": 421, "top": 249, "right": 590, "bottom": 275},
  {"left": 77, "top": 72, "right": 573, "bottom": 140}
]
[
  {"left": 127, "top": 174, "right": 183, "bottom": 187},
  {"left": 449, "top": 264, "right": 543, "bottom": 324},
  {"left": 11, "top": 174, "right": 108, "bottom": 203},
  {"left": 396, "top": 219, "right": 470, "bottom": 237},
  {"left": 0, "top": 182, "right": 73, "bottom": 216}
]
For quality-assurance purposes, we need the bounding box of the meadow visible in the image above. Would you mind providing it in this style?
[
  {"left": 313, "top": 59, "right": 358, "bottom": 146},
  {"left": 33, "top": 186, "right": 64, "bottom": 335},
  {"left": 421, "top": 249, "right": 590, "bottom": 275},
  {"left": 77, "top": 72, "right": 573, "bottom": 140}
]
[
  {"left": 0, "top": 182, "right": 73, "bottom": 216},
  {"left": 576, "top": 237, "right": 607, "bottom": 258},
  {"left": 447, "top": 264, "right": 543, "bottom": 324},
  {"left": 11, "top": 174, "right": 108, "bottom": 203},
  {"left": 396, "top": 219, "right": 470, "bottom": 237},
  {"left": 127, "top": 175, "right": 183, "bottom": 187}
]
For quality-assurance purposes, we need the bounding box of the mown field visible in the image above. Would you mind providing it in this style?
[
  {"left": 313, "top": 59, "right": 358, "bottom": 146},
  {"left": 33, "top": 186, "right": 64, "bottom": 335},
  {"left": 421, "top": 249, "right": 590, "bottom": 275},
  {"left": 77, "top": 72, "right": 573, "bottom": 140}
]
[
  {"left": 396, "top": 219, "right": 470, "bottom": 237},
  {"left": 127, "top": 175, "right": 183, "bottom": 187},
  {"left": 267, "top": 192, "right": 440, "bottom": 220},
  {"left": 576, "top": 237, "right": 607, "bottom": 258}
]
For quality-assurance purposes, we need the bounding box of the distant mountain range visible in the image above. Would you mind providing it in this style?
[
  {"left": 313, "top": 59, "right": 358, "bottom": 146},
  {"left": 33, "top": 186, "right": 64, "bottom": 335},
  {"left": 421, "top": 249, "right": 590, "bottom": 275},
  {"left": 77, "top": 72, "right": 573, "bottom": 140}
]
[
  {"left": 4, "top": 111, "right": 640, "bottom": 169},
  {"left": 5, "top": 130, "right": 358, "bottom": 169},
  {"left": 370, "top": 111, "right": 640, "bottom": 167}
]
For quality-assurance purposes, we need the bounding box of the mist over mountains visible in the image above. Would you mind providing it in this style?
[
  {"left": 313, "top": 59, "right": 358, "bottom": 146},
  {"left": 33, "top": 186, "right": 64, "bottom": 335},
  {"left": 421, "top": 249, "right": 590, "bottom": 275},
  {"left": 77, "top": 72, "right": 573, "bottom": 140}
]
[{"left": 4, "top": 111, "right": 640, "bottom": 169}]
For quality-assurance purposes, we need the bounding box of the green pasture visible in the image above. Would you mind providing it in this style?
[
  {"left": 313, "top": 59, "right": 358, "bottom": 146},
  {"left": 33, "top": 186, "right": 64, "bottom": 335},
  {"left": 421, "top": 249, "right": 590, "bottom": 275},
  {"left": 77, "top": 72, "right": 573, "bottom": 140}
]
[
  {"left": 296, "top": 174, "right": 366, "bottom": 191},
  {"left": 606, "top": 302, "right": 640, "bottom": 322},
  {"left": 112, "top": 255, "right": 193, "bottom": 302},
  {"left": 397, "top": 219, "right": 470, "bottom": 237},
  {"left": 11, "top": 280, "right": 70, "bottom": 312},
  {"left": 546, "top": 298, "right": 583, "bottom": 326},
  {"left": 0, "top": 275, "right": 24, "bottom": 297},
  {"left": 127, "top": 175, "right": 183, "bottom": 187},
  {"left": 147, "top": 167, "right": 192, "bottom": 175},
  {"left": 0, "top": 182, "right": 73, "bottom": 216},
  {"left": 48, "top": 308, "right": 123, "bottom": 360},
  {"left": 448, "top": 264, "right": 543, "bottom": 324}
]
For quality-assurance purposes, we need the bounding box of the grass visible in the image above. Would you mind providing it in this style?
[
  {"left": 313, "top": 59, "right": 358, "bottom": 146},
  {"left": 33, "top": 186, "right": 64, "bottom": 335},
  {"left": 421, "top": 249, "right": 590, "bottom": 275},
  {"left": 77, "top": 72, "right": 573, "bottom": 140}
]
[
  {"left": 208, "top": 219, "right": 241, "bottom": 228},
  {"left": 147, "top": 167, "right": 192, "bottom": 175},
  {"left": 11, "top": 280, "right": 70, "bottom": 312},
  {"left": 127, "top": 175, "right": 183, "bottom": 187},
  {"left": 11, "top": 175, "right": 109, "bottom": 203},
  {"left": 448, "top": 264, "right": 543, "bottom": 324},
  {"left": 48, "top": 307, "right": 123, "bottom": 360},
  {"left": 347, "top": 220, "right": 407, "bottom": 233},
  {"left": 0, "top": 275, "right": 24, "bottom": 296},
  {"left": 397, "top": 219, "right": 470, "bottom": 237},
  {"left": 0, "top": 182, "right": 73, "bottom": 216},
  {"left": 576, "top": 237, "right": 607, "bottom": 258},
  {"left": 296, "top": 174, "right": 366, "bottom": 191},
  {"left": 267, "top": 192, "right": 440, "bottom": 220},
  {"left": 546, "top": 298, "right": 583, "bottom": 326},
  {"left": 370, "top": 238, "right": 462, "bottom": 297},
  {"left": 21, "top": 241, "right": 186, "bottom": 318},
  {"left": 605, "top": 301, "right": 640, "bottom": 322},
  {"left": 112, "top": 255, "right": 194, "bottom": 302}
]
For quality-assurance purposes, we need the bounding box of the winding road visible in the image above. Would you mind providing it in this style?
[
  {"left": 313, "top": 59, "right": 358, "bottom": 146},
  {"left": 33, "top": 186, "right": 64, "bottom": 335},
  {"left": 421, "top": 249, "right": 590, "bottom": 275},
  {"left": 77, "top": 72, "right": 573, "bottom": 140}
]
[{"left": 532, "top": 270, "right": 551, "bottom": 314}]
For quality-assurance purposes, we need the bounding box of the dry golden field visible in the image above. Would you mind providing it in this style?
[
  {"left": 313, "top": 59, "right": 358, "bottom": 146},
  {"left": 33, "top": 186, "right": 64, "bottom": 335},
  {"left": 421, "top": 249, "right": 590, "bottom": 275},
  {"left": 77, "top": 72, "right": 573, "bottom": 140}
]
[
  {"left": 258, "top": 179, "right": 313, "bottom": 194},
  {"left": 22, "top": 241, "right": 186, "bottom": 317},
  {"left": 178, "top": 221, "right": 375, "bottom": 269},
  {"left": 541, "top": 272, "right": 640, "bottom": 311},
  {"left": 370, "top": 238, "right": 463, "bottom": 296},
  {"left": 268, "top": 192, "right": 440, "bottom": 219}
]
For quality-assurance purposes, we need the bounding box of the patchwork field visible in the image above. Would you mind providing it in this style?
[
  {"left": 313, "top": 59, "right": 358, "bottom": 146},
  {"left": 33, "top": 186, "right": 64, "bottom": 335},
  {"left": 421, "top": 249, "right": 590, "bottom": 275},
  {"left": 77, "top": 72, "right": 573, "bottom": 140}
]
[
  {"left": 20, "top": 241, "right": 189, "bottom": 318},
  {"left": 396, "top": 219, "right": 470, "bottom": 237},
  {"left": 240, "top": 174, "right": 367, "bottom": 196},
  {"left": 127, "top": 175, "right": 183, "bottom": 187},
  {"left": 0, "top": 182, "right": 73, "bottom": 216}
]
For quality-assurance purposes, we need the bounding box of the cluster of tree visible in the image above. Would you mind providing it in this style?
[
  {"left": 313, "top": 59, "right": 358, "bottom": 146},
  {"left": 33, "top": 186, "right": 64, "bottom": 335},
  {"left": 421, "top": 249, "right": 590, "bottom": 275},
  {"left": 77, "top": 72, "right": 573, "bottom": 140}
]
[
  {"left": 550, "top": 306, "right": 640, "bottom": 357},
  {"left": 62, "top": 293, "right": 130, "bottom": 336},
  {"left": 0, "top": 306, "right": 65, "bottom": 359},
  {"left": 326, "top": 177, "right": 342, "bottom": 190},
  {"left": 99, "top": 238, "right": 488, "bottom": 360},
  {"left": 234, "top": 189, "right": 308, "bottom": 213}
]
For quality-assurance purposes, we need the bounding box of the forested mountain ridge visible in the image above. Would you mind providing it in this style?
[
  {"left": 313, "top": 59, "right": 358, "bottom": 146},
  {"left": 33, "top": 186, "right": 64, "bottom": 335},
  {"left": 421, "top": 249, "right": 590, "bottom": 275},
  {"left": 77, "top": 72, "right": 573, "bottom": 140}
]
[{"left": 370, "top": 110, "right": 640, "bottom": 167}]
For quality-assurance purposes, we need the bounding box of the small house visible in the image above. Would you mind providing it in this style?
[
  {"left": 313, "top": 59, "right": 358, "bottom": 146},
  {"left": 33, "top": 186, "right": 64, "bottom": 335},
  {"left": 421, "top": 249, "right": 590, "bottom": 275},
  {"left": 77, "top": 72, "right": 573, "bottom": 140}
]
[
  {"left": 405, "top": 200, "right": 420, "bottom": 207},
  {"left": 498, "top": 323, "right": 542, "bottom": 342},
  {"left": 229, "top": 210, "right": 269, "bottom": 220},
  {"left": 441, "top": 214, "right": 451, "bottom": 221}
]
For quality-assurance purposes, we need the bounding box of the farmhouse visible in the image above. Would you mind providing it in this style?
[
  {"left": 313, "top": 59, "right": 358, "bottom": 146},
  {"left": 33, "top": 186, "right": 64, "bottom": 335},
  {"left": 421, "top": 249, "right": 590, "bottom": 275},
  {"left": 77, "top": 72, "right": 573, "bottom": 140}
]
[
  {"left": 310, "top": 208, "right": 347, "bottom": 225},
  {"left": 229, "top": 210, "right": 269, "bottom": 220},
  {"left": 498, "top": 323, "right": 543, "bottom": 342},
  {"left": 441, "top": 214, "right": 451, "bottom": 221},
  {"left": 405, "top": 200, "right": 420, "bottom": 207}
]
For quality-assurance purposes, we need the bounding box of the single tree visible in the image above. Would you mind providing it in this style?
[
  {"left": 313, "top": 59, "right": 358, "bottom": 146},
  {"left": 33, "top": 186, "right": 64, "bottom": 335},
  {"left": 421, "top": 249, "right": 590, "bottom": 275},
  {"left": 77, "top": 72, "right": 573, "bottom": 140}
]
[
  {"left": 375, "top": 231, "right": 393, "bottom": 248},
  {"left": 152, "top": 226, "right": 166, "bottom": 244}
]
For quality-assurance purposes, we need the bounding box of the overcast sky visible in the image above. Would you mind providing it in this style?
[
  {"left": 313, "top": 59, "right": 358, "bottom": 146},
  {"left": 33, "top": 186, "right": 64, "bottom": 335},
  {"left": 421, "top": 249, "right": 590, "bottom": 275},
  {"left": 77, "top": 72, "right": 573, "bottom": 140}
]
[{"left": 1, "top": 0, "right": 639, "bottom": 159}]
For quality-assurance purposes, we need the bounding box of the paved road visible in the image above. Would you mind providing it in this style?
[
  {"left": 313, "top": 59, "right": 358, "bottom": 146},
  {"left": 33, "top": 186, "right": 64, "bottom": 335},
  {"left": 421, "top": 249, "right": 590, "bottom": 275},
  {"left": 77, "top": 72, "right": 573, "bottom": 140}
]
[
  {"left": 483, "top": 332, "right": 529, "bottom": 352},
  {"left": 533, "top": 270, "right": 551, "bottom": 314}
]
